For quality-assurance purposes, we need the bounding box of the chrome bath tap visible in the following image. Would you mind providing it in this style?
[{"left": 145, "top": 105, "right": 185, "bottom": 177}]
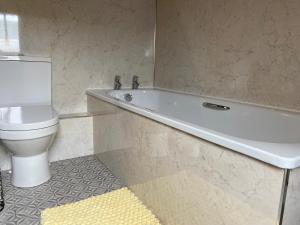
[
  {"left": 114, "top": 75, "right": 122, "bottom": 90},
  {"left": 132, "top": 75, "right": 139, "bottom": 89}
]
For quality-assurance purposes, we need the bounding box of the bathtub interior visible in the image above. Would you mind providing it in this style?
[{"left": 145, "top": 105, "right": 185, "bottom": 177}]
[{"left": 107, "top": 89, "right": 300, "bottom": 143}]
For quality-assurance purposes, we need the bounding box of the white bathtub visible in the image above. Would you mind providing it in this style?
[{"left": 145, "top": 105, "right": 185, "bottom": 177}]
[{"left": 87, "top": 88, "right": 300, "bottom": 169}]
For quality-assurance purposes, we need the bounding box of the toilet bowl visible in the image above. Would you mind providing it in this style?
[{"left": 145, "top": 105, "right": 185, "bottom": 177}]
[{"left": 0, "top": 105, "right": 59, "bottom": 187}]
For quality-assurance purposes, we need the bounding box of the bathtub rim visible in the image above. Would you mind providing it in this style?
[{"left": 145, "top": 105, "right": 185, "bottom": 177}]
[{"left": 86, "top": 88, "right": 300, "bottom": 169}]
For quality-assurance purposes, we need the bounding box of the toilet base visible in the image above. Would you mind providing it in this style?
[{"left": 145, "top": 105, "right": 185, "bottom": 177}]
[{"left": 11, "top": 152, "right": 51, "bottom": 188}]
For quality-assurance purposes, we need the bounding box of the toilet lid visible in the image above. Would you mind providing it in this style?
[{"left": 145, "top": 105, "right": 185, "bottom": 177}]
[{"left": 0, "top": 105, "right": 58, "bottom": 131}]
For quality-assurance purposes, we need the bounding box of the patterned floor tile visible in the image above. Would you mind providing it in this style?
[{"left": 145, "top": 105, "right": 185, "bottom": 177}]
[{"left": 0, "top": 155, "right": 123, "bottom": 225}]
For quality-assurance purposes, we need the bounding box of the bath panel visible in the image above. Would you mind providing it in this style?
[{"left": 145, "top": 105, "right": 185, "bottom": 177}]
[{"left": 88, "top": 95, "right": 284, "bottom": 225}]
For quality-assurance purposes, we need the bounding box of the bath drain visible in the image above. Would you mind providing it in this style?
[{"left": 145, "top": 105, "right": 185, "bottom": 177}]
[{"left": 124, "top": 93, "right": 133, "bottom": 102}]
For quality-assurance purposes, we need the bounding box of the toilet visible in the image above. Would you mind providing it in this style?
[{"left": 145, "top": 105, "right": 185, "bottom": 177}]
[{"left": 0, "top": 56, "right": 59, "bottom": 188}]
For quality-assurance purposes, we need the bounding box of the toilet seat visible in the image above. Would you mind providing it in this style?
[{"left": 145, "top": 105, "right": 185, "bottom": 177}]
[
  {"left": 0, "top": 105, "right": 58, "bottom": 131},
  {"left": 0, "top": 125, "right": 58, "bottom": 140},
  {"left": 0, "top": 105, "right": 59, "bottom": 140}
]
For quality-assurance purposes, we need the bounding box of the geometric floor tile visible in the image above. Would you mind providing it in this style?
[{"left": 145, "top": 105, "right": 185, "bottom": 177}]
[{"left": 0, "top": 155, "right": 123, "bottom": 225}]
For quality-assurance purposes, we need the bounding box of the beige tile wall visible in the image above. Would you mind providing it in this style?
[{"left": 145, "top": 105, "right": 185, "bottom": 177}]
[
  {"left": 49, "top": 117, "right": 93, "bottom": 163},
  {"left": 88, "top": 95, "right": 284, "bottom": 225},
  {"left": 0, "top": 0, "right": 155, "bottom": 170},
  {"left": 0, "top": 0, "right": 155, "bottom": 114},
  {"left": 155, "top": 0, "right": 300, "bottom": 111}
]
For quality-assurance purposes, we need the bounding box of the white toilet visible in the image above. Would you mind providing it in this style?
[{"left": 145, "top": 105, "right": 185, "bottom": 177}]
[{"left": 0, "top": 56, "right": 59, "bottom": 188}]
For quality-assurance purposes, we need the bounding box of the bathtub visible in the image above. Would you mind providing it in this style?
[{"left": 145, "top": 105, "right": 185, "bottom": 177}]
[{"left": 87, "top": 88, "right": 300, "bottom": 169}]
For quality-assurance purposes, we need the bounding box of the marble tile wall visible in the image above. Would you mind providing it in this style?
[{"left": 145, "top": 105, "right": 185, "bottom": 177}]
[
  {"left": 155, "top": 0, "right": 300, "bottom": 111},
  {"left": 0, "top": 0, "right": 155, "bottom": 169},
  {"left": 88, "top": 95, "right": 285, "bottom": 225},
  {"left": 49, "top": 117, "right": 93, "bottom": 163},
  {"left": 0, "top": 0, "right": 155, "bottom": 114}
]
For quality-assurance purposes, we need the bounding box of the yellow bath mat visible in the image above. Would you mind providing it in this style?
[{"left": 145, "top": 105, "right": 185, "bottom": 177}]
[{"left": 41, "top": 187, "right": 161, "bottom": 225}]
